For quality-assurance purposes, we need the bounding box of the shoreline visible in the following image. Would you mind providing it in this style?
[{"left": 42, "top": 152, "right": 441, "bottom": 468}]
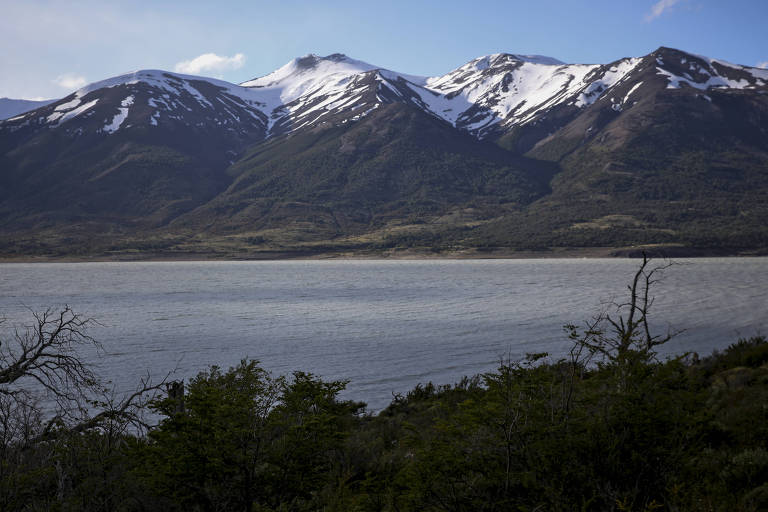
[{"left": 1, "top": 245, "right": 765, "bottom": 263}]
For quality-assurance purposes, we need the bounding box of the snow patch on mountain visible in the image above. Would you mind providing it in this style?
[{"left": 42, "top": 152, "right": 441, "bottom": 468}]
[
  {"left": 238, "top": 55, "right": 434, "bottom": 131},
  {"left": 103, "top": 95, "right": 134, "bottom": 134},
  {"left": 55, "top": 98, "right": 82, "bottom": 112},
  {"left": 241, "top": 54, "right": 384, "bottom": 129},
  {"left": 411, "top": 87, "right": 472, "bottom": 125},
  {"left": 623, "top": 81, "right": 643, "bottom": 103},
  {"left": 657, "top": 67, "right": 750, "bottom": 90},
  {"left": 418, "top": 54, "right": 603, "bottom": 134},
  {"left": 58, "top": 99, "right": 98, "bottom": 124},
  {"left": 41, "top": 95, "right": 99, "bottom": 126},
  {"left": 575, "top": 58, "right": 642, "bottom": 107},
  {"left": 694, "top": 53, "right": 768, "bottom": 80},
  {"left": 20, "top": 70, "right": 273, "bottom": 133},
  {"left": 46, "top": 111, "right": 65, "bottom": 123},
  {"left": 657, "top": 54, "right": 768, "bottom": 90},
  {"left": 243, "top": 54, "right": 375, "bottom": 89},
  {"left": 75, "top": 70, "right": 271, "bottom": 120},
  {"left": 490, "top": 63, "right": 596, "bottom": 122},
  {"left": 241, "top": 54, "right": 377, "bottom": 108}
]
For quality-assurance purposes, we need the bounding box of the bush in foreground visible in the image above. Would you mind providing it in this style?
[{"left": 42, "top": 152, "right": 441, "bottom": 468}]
[{"left": 1, "top": 258, "right": 766, "bottom": 511}]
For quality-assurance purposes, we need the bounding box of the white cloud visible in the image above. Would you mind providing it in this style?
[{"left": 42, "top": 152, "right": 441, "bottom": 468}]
[
  {"left": 53, "top": 73, "right": 88, "bottom": 90},
  {"left": 645, "top": 0, "right": 684, "bottom": 21},
  {"left": 758, "top": 61, "right": 768, "bottom": 69},
  {"left": 174, "top": 53, "right": 246, "bottom": 75}
]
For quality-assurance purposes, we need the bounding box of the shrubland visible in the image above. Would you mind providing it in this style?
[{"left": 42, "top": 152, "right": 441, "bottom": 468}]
[{"left": 1, "top": 258, "right": 766, "bottom": 511}]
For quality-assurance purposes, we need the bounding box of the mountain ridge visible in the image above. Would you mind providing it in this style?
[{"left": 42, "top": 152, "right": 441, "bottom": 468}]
[
  {"left": 1, "top": 46, "right": 767, "bottom": 259},
  {"left": 4, "top": 47, "right": 765, "bottom": 141},
  {"left": 0, "top": 97, "right": 57, "bottom": 120}
]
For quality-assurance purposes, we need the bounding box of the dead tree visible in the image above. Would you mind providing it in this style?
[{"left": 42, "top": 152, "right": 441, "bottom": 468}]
[
  {"left": 0, "top": 306, "right": 101, "bottom": 415},
  {"left": 606, "top": 253, "right": 679, "bottom": 359},
  {"left": 566, "top": 253, "right": 683, "bottom": 391},
  {"left": 0, "top": 306, "right": 166, "bottom": 448}
]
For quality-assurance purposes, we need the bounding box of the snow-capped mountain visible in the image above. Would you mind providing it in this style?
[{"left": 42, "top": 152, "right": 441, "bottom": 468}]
[
  {"left": 3, "top": 48, "right": 766, "bottom": 144},
  {"left": 237, "top": 52, "right": 632, "bottom": 139},
  {"left": 1, "top": 70, "right": 270, "bottom": 139},
  {"left": 241, "top": 48, "right": 766, "bottom": 140},
  {"left": 653, "top": 49, "right": 768, "bottom": 91},
  {"left": 239, "top": 53, "right": 420, "bottom": 134},
  {"left": 2, "top": 46, "right": 768, "bottom": 258}
]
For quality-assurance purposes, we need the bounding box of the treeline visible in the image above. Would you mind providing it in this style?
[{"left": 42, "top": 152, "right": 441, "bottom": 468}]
[{"left": 2, "top": 260, "right": 767, "bottom": 511}]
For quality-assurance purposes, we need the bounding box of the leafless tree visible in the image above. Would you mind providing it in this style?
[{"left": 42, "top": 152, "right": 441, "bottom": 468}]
[
  {"left": 569, "top": 254, "right": 681, "bottom": 362},
  {"left": 0, "top": 307, "right": 100, "bottom": 414},
  {"left": 564, "top": 253, "right": 684, "bottom": 393},
  {"left": 0, "top": 306, "right": 166, "bottom": 449}
]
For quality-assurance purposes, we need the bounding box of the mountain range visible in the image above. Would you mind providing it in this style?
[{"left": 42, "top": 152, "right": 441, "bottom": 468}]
[
  {"left": 1, "top": 46, "right": 767, "bottom": 259},
  {"left": 0, "top": 98, "right": 56, "bottom": 121}
]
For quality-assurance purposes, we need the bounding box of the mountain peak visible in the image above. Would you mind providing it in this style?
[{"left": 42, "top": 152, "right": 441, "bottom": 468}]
[
  {"left": 323, "top": 53, "right": 351, "bottom": 62},
  {"left": 500, "top": 53, "right": 565, "bottom": 66},
  {"left": 476, "top": 53, "right": 565, "bottom": 67},
  {"left": 649, "top": 47, "right": 768, "bottom": 90},
  {"left": 290, "top": 52, "right": 358, "bottom": 70},
  {"left": 241, "top": 53, "right": 378, "bottom": 89},
  {"left": 238, "top": 54, "right": 382, "bottom": 110},
  {"left": 455, "top": 53, "right": 565, "bottom": 75}
]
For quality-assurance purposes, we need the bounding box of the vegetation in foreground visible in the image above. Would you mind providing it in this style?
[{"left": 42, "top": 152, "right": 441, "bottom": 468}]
[{"left": 1, "top": 258, "right": 767, "bottom": 511}]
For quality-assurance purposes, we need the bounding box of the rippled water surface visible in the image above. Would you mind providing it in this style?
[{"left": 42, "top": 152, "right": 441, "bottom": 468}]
[{"left": 1, "top": 259, "right": 766, "bottom": 410}]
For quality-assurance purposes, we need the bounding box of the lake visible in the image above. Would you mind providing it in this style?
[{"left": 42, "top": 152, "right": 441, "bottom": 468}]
[{"left": 1, "top": 258, "right": 766, "bottom": 410}]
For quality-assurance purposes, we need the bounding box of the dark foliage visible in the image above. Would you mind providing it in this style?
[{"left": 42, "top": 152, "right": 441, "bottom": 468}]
[
  {"left": 2, "top": 338, "right": 766, "bottom": 511},
  {"left": 1, "top": 262, "right": 767, "bottom": 510}
]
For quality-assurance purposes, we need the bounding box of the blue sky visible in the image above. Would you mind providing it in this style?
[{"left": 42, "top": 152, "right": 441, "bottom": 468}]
[{"left": 2, "top": 0, "right": 767, "bottom": 99}]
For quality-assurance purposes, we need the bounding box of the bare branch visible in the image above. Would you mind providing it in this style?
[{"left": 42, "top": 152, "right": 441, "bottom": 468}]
[
  {"left": 567, "top": 253, "right": 681, "bottom": 372},
  {"left": 0, "top": 306, "right": 102, "bottom": 411},
  {"left": 0, "top": 306, "right": 169, "bottom": 449}
]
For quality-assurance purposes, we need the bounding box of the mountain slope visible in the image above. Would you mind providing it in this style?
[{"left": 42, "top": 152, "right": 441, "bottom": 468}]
[
  {"left": 479, "top": 47, "right": 768, "bottom": 251},
  {"left": 173, "top": 102, "right": 557, "bottom": 240},
  {"left": 235, "top": 52, "right": 644, "bottom": 145},
  {"left": 1, "top": 47, "right": 767, "bottom": 258},
  {"left": 0, "top": 70, "right": 271, "bottom": 229}
]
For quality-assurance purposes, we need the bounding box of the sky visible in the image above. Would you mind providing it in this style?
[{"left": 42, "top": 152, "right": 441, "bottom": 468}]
[{"left": 1, "top": 0, "right": 767, "bottom": 100}]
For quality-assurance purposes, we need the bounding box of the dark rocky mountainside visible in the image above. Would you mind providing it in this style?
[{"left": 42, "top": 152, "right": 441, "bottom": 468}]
[{"left": 1, "top": 47, "right": 766, "bottom": 258}]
